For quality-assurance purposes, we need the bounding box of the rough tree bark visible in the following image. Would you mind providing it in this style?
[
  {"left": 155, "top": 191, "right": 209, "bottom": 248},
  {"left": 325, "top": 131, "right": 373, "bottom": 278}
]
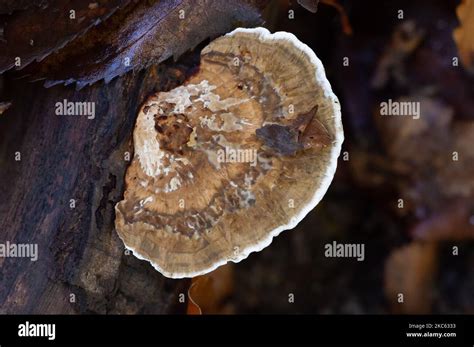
[{"left": 0, "top": 51, "right": 202, "bottom": 314}]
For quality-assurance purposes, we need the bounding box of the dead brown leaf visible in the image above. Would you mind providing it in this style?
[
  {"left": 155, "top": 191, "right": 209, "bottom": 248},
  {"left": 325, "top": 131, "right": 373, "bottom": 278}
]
[
  {"left": 384, "top": 242, "right": 437, "bottom": 314},
  {"left": 454, "top": 0, "right": 474, "bottom": 73},
  {"left": 25, "top": 0, "right": 267, "bottom": 89},
  {"left": 375, "top": 96, "right": 474, "bottom": 215},
  {"left": 0, "top": 0, "right": 130, "bottom": 74},
  {"left": 376, "top": 96, "right": 453, "bottom": 166},
  {"left": 187, "top": 264, "right": 234, "bottom": 315}
]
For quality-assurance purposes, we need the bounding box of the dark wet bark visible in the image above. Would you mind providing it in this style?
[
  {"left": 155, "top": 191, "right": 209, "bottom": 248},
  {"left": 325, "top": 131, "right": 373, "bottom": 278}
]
[{"left": 0, "top": 52, "right": 202, "bottom": 314}]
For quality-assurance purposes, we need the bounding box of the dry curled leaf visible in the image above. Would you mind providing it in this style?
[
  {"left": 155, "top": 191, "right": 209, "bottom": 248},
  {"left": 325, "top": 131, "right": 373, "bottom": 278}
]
[
  {"left": 376, "top": 96, "right": 474, "bottom": 214},
  {"left": 376, "top": 96, "right": 453, "bottom": 166},
  {"left": 454, "top": 0, "right": 474, "bottom": 73},
  {"left": 0, "top": 0, "right": 130, "bottom": 74},
  {"left": 26, "top": 0, "right": 267, "bottom": 89},
  {"left": 256, "top": 106, "right": 331, "bottom": 155},
  {"left": 384, "top": 242, "right": 437, "bottom": 314}
]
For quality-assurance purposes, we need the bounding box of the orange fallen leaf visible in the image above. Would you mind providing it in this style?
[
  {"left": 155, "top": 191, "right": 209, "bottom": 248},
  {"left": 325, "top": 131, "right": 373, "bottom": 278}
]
[
  {"left": 384, "top": 242, "right": 438, "bottom": 314},
  {"left": 187, "top": 264, "right": 234, "bottom": 315},
  {"left": 454, "top": 0, "right": 474, "bottom": 72}
]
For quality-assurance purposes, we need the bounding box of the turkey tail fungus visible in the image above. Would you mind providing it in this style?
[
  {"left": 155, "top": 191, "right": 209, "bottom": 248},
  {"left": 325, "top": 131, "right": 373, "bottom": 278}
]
[{"left": 115, "top": 27, "right": 344, "bottom": 278}]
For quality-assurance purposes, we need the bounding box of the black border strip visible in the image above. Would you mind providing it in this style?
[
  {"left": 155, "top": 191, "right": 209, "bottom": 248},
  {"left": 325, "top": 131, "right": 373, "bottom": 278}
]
[{"left": 0, "top": 314, "right": 473, "bottom": 345}]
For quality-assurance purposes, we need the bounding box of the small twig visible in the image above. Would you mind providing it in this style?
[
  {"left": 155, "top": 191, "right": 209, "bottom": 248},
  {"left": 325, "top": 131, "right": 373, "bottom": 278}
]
[{"left": 320, "top": 0, "right": 353, "bottom": 35}]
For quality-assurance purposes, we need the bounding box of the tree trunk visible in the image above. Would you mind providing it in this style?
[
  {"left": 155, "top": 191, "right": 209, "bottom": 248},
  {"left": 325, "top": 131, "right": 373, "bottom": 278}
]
[{"left": 0, "top": 52, "right": 199, "bottom": 314}]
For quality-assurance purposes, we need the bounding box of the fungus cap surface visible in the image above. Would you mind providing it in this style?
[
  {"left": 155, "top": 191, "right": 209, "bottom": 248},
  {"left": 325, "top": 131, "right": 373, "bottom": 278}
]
[{"left": 115, "top": 27, "right": 344, "bottom": 278}]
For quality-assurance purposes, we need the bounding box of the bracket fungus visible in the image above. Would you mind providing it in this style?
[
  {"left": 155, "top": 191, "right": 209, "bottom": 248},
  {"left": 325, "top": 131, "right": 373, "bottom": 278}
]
[{"left": 115, "top": 27, "right": 343, "bottom": 278}]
